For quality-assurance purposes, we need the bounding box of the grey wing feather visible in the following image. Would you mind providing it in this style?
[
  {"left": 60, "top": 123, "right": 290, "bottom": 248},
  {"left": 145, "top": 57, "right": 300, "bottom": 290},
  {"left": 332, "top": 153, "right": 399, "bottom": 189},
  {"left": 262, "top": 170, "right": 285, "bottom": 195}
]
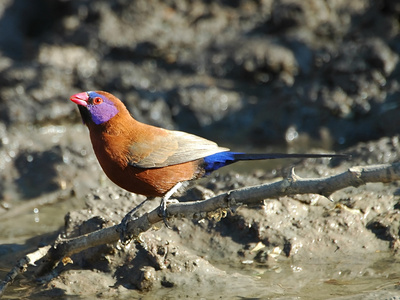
[{"left": 129, "top": 130, "right": 229, "bottom": 168}]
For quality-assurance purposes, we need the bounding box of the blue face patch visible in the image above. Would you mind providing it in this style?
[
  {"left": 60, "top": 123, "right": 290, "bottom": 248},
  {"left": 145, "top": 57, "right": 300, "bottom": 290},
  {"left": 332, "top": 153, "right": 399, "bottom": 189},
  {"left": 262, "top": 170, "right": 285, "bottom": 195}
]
[{"left": 87, "top": 91, "right": 119, "bottom": 125}]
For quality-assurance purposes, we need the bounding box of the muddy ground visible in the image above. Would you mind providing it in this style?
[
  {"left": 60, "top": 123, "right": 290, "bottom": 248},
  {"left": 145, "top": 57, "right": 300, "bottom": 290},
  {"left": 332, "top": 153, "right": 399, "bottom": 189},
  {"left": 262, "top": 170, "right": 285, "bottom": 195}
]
[{"left": 1, "top": 0, "right": 400, "bottom": 299}]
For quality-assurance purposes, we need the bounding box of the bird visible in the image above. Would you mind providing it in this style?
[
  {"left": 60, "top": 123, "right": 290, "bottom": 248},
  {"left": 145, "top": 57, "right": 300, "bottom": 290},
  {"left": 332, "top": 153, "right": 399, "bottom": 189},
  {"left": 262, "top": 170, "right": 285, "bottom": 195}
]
[{"left": 70, "top": 91, "right": 345, "bottom": 228}]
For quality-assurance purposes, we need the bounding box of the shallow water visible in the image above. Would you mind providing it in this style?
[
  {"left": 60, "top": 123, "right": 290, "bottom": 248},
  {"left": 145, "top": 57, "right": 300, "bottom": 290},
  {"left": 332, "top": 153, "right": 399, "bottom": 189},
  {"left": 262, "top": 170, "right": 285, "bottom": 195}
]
[{"left": 216, "top": 254, "right": 400, "bottom": 299}]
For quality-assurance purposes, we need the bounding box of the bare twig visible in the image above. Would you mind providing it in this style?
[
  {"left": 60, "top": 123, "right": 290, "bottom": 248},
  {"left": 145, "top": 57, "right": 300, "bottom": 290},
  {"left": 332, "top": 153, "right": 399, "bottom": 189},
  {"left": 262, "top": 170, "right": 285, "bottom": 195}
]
[
  {"left": 0, "top": 246, "right": 51, "bottom": 297},
  {"left": 2, "top": 162, "right": 400, "bottom": 296}
]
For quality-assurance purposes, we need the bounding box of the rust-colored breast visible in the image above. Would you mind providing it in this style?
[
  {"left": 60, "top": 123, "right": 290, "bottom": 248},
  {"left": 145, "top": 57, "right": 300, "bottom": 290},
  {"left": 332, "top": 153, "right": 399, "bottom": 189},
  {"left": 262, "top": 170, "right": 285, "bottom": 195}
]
[{"left": 87, "top": 116, "right": 202, "bottom": 197}]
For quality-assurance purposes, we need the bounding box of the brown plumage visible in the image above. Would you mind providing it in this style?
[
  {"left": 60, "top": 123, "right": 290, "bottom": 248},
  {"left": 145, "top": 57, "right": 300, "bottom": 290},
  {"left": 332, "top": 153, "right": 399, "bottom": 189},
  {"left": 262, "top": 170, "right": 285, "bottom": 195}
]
[
  {"left": 70, "top": 90, "right": 346, "bottom": 209},
  {"left": 71, "top": 91, "right": 228, "bottom": 197}
]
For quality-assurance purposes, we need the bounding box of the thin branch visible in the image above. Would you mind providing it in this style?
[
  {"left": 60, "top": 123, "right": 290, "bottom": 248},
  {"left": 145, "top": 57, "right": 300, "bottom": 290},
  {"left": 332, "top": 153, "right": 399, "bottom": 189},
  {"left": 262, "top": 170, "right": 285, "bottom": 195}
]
[
  {"left": 2, "top": 162, "right": 400, "bottom": 295},
  {"left": 0, "top": 246, "right": 51, "bottom": 297}
]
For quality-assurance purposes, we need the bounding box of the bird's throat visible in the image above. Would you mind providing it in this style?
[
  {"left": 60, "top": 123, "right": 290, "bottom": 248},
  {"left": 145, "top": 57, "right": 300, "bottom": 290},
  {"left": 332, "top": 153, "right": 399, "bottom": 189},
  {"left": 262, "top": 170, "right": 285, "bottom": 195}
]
[{"left": 78, "top": 105, "right": 92, "bottom": 125}]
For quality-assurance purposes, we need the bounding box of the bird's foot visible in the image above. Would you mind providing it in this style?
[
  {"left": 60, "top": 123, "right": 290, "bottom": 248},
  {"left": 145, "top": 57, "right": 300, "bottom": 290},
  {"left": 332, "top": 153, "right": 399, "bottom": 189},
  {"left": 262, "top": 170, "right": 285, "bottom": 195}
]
[
  {"left": 159, "top": 197, "right": 179, "bottom": 229},
  {"left": 119, "top": 199, "right": 148, "bottom": 244},
  {"left": 158, "top": 182, "right": 183, "bottom": 228}
]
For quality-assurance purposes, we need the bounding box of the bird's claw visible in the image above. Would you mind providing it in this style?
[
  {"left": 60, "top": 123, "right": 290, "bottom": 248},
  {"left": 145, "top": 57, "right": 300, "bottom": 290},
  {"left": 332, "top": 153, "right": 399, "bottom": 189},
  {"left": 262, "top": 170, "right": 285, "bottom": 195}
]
[
  {"left": 158, "top": 198, "right": 179, "bottom": 229},
  {"left": 118, "top": 200, "right": 147, "bottom": 244},
  {"left": 119, "top": 210, "right": 138, "bottom": 244}
]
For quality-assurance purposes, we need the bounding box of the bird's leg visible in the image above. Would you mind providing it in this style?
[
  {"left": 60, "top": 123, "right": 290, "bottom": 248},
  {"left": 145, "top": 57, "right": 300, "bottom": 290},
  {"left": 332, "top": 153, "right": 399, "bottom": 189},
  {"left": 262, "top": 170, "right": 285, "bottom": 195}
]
[
  {"left": 159, "top": 182, "right": 183, "bottom": 228},
  {"left": 121, "top": 198, "right": 149, "bottom": 224},
  {"left": 119, "top": 198, "right": 149, "bottom": 243}
]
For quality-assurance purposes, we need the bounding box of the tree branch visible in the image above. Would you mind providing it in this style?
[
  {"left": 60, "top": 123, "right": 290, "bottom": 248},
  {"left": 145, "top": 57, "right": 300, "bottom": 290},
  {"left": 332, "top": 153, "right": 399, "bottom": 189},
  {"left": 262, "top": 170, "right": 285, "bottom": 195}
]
[
  {"left": 0, "top": 246, "right": 51, "bottom": 297},
  {"left": 2, "top": 162, "right": 400, "bottom": 295}
]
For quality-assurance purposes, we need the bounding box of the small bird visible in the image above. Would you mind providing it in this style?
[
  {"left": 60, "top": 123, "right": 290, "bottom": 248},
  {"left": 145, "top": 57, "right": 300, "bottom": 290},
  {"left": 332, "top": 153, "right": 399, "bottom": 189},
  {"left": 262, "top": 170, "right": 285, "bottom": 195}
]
[{"left": 70, "top": 91, "right": 344, "bottom": 226}]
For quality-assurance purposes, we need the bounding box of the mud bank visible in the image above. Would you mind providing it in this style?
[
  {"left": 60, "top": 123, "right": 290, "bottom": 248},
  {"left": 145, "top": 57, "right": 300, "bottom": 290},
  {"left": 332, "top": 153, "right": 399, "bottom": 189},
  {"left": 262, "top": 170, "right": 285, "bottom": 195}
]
[{"left": 1, "top": 0, "right": 400, "bottom": 298}]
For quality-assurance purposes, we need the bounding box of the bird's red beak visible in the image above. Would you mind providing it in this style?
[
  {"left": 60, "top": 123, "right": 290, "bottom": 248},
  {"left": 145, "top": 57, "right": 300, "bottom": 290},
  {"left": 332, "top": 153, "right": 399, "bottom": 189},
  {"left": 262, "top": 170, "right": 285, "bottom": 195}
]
[{"left": 70, "top": 92, "right": 89, "bottom": 106}]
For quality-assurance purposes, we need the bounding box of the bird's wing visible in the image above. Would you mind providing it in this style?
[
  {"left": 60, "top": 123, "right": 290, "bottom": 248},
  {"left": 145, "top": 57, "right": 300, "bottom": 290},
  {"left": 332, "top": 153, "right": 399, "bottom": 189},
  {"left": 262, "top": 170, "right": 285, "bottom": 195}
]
[{"left": 128, "top": 130, "right": 229, "bottom": 168}]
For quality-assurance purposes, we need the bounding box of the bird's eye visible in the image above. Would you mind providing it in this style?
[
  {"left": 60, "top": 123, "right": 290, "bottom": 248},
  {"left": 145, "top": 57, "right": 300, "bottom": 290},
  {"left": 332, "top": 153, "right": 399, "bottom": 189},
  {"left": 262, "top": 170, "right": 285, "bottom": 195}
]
[{"left": 93, "top": 97, "right": 103, "bottom": 105}]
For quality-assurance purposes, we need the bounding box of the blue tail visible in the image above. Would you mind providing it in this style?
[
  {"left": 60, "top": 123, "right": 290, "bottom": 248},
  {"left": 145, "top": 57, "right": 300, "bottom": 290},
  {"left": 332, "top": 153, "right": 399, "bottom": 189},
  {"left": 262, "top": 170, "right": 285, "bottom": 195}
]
[{"left": 202, "top": 151, "right": 346, "bottom": 175}]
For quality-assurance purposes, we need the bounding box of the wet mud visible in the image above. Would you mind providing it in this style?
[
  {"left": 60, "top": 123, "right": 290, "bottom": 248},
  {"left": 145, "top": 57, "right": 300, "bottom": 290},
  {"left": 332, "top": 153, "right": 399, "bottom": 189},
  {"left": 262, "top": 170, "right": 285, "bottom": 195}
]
[{"left": 1, "top": 0, "right": 400, "bottom": 298}]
